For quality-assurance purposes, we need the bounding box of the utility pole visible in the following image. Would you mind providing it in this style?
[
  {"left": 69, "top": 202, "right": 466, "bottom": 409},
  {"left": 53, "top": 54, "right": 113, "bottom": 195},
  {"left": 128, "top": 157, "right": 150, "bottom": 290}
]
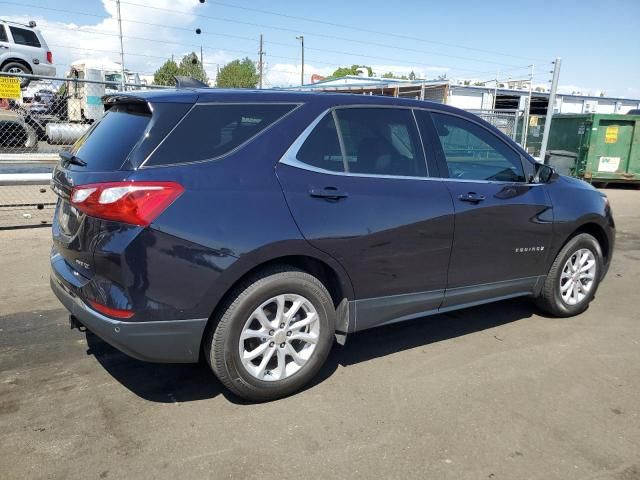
[
  {"left": 116, "top": 0, "right": 126, "bottom": 91},
  {"left": 493, "top": 70, "right": 499, "bottom": 110},
  {"left": 539, "top": 58, "right": 562, "bottom": 163},
  {"left": 258, "top": 33, "right": 264, "bottom": 89},
  {"left": 200, "top": 46, "right": 204, "bottom": 79},
  {"left": 296, "top": 35, "right": 304, "bottom": 86},
  {"left": 521, "top": 64, "right": 534, "bottom": 149}
]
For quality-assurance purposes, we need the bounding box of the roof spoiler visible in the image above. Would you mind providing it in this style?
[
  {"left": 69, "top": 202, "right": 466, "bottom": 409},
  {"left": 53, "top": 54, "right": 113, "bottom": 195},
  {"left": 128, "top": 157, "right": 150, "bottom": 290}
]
[
  {"left": 102, "top": 94, "right": 151, "bottom": 113},
  {"left": 174, "top": 76, "right": 208, "bottom": 89}
]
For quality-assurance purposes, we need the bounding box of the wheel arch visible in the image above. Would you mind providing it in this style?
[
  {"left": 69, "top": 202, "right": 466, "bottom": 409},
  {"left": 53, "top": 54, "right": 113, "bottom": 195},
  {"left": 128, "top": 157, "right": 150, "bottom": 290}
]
[
  {"left": 570, "top": 221, "right": 611, "bottom": 263},
  {"left": 199, "top": 249, "right": 354, "bottom": 357},
  {"left": 1, "top": 57, "right": 32, "bottom": 72}
]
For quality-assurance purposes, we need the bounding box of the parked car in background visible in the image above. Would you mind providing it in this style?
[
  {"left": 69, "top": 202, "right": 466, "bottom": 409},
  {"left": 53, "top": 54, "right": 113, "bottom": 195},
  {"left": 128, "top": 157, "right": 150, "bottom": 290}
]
[
  {"left": 0, "top": 19, "right": 55, "bottom": 88},
  {"left": 0, "top": 106, "right": 37, "bottom": 148},
  {"left": 50, "top": 90, "right": 615, "bottom": 401},
  {"left": 626, "top": 109, "right": 640, "bottom": 115}
]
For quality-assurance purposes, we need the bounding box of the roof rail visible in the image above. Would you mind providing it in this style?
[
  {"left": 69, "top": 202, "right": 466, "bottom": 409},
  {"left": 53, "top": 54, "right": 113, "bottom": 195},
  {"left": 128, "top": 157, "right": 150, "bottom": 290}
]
[{"left": 0, "top": 19, "right": 37, "bottom": 28}]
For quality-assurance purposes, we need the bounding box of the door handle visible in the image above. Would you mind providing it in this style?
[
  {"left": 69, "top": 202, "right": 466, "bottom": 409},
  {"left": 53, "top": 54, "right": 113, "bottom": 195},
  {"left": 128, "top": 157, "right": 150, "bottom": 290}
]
[
  {"left": 309, "top": 186, "right": 349, "bottom": 201},
  {"left": 458, "top": 192, "right": 486, "bottom": 204},
  {"left": 0, "top": 45, "right": 9, "bottom": 49}
]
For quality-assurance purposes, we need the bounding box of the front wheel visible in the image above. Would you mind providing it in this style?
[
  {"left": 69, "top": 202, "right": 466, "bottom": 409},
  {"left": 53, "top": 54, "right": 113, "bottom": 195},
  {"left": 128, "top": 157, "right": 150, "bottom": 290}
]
[
  {"left": 535, "top": 233, "right": 603, "bottom": 317},
  {"left": 205, "top": 266, "right": 336, "bottom": 402}
]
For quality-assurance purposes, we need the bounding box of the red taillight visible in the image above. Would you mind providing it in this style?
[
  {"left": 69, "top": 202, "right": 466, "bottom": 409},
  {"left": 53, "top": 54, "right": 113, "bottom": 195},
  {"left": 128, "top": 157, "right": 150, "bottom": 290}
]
[
  {"left": 46, "top": 51, "right": 53, "bottom": 63},
  {"left": 89, "top": 300, "right": 134, "bottom": 319},
  {"left": 70, "top": 181, "right": 184, "bottom": 226}
]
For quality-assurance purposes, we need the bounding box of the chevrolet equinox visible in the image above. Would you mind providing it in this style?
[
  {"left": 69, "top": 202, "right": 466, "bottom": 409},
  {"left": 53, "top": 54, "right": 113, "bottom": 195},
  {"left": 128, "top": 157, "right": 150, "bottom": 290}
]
[{"left": 50, "top": 89, "right": 615, "bottom": 401}]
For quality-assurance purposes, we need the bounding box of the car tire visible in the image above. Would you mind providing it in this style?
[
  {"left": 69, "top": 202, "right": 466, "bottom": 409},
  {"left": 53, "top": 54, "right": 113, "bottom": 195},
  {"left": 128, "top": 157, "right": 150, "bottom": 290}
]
[
  {"left": 205, "top": 266, "right": 336, "bottom": 402},
  {"left": 535, "top": 233, "right": 603, "bottom": 317},
  {"left": 1, "top": 62, "right": 32, "bottom": 88}
]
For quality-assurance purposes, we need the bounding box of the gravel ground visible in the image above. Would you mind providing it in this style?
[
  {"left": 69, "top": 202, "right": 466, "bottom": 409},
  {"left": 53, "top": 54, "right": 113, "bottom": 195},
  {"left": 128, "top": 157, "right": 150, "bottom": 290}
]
[{"left": 0, "top": 188, "right": 639, "bottom": 480}]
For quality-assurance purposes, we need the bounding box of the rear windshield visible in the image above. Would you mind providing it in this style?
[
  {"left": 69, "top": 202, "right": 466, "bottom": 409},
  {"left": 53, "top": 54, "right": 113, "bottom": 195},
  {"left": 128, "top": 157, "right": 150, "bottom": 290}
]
[
  {"left": 70, "top": 105, "right": 150, "bottom": 171},
  {"left": 145, "top": 103, "right": 297, "bottom": 166}
]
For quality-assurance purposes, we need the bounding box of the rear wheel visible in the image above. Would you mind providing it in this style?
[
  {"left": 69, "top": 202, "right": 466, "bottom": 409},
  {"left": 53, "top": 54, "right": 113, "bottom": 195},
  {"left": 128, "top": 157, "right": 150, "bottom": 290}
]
[
  {"left": 1, "top": 62, "right": 31, "bottom": 88},
  {"left": 536, "top": 233, "right": 603, "bottom": 317},
  {"left": 205, "top": 266, "right": 335, "bottom": 401}
]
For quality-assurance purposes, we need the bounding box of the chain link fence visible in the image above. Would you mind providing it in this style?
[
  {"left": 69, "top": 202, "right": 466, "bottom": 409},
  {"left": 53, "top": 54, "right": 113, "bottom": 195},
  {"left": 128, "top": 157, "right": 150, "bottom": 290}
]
[
  {"left": 470, "top": 109, "right": 520, "bottom": 141},
  {"left": 0, "top": 72, "right": 164, "bottom": 228}
]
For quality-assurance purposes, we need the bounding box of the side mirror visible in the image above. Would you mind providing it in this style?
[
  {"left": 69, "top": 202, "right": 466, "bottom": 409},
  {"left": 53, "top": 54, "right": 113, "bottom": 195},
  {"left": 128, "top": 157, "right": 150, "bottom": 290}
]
[{"left": 533, "top": 163, "right": 555, "bottom": 184}]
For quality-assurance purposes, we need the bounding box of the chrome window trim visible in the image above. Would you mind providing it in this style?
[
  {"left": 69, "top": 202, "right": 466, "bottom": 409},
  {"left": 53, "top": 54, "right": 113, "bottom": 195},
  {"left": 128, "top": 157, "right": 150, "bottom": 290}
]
[
  {"left": 279, "top": 103, "right": 536, "bottom": 183},
  {"left": 139, "top": 102, "right": 303, "bottom": 169},
  {"left": 280, "top": 105, "right": 433, "bottom": 180}
]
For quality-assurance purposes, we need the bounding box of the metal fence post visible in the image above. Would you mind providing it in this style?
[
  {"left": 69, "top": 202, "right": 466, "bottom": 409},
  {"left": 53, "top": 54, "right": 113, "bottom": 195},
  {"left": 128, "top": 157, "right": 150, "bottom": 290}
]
[
  {"left": 539, "top": 58, "right": 562, "bottom": 163},
  {"left": 116, "top": 0, "right": 126, "bottom": 91}
]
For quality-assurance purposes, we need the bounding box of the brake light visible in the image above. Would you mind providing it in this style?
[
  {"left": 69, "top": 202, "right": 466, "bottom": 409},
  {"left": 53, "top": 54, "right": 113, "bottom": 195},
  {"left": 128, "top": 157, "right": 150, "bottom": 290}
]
[
  {"left": 89, "top": 300, "right": 134, "bottom": 319},
  {"left": 70, "top": 181, "right": 184, "bottom": 226},
  {"left": 46, "top": 51, "right": 53, "bottom": 63}
]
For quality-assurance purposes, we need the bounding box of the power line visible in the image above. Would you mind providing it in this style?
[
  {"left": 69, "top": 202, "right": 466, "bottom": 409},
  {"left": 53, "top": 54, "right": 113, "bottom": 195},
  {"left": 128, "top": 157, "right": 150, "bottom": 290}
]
[
  {"left": 118, "top": 0, "right": 545, "bottom": 63},
  {"left": 2, "top": 0, "right": 539, "bottom": 78},
  {"left": 110, "top": 0, "right": 532, "bottom": 69}
]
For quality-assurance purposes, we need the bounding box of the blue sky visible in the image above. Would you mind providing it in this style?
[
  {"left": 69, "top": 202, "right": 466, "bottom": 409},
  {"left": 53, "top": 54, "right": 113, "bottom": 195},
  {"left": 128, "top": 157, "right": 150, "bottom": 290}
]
[{"left": 5, "top": 0, "right": 640, "bottom": 97}]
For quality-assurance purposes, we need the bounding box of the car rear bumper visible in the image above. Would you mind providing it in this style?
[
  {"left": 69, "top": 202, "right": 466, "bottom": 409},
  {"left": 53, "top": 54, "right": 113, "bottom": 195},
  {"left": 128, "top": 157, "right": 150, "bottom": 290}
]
[
  {"left": 50, "top": 269, "right": 207, "bottom": 363},
  {"left": 32, "top": 64, "right": 56, "bottom": 77}
]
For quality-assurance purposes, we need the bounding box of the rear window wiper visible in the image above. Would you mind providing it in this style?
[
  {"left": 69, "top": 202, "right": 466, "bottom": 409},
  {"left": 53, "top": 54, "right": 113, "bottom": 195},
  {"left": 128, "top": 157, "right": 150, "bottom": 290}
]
[{"left": 59, "top": 150, "right": 87, "bottom": 167}]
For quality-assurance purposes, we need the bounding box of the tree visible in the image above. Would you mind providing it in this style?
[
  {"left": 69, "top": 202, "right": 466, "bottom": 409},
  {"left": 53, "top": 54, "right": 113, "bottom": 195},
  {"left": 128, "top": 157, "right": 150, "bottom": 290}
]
[
  {"left": 153, "top": 53, "right": 208, "bottom": 86},
  {"left": 382, "top": 71, "right": 408, "bottom": 80},
  {"left": 153, "top": 58, "right": 180, "bottom": 86},
  {"left": 328, "top": 65, "right": 373, "bottom": 79},
  {"left": 178, "top": 52, "right": 209, "bottom": 85},
  {"left": 408, "top": 70, "right": 416, "bottom": 80},
  {"left": 215, "top": 57, "right": 259, "bottom": 88}
]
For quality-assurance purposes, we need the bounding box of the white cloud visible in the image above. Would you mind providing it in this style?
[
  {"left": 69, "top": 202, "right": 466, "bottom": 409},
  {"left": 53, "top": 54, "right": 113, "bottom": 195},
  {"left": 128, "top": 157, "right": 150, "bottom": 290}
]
[{"left": 8, "top": 0, "right": 232, "bottom": 81}]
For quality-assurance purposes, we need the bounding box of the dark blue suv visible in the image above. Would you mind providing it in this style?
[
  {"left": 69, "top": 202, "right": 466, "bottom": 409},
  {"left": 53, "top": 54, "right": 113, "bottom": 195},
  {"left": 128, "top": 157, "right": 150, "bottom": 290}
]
[{"left": 50, "top": 89, "right": 615, "bottom": 401}]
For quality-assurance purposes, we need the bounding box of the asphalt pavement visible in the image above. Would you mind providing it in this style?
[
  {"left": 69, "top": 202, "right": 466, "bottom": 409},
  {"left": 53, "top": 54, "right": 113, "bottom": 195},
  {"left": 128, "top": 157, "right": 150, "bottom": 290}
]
[{"left": 1, "top": 188, "right": 639, "bottom": 480}]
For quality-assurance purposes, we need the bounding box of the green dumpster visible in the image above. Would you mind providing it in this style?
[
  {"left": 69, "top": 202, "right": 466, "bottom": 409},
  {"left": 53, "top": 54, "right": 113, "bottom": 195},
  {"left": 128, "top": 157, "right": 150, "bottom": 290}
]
[{"left": 546, "top": 113, "right": 640, "bottom": 184}]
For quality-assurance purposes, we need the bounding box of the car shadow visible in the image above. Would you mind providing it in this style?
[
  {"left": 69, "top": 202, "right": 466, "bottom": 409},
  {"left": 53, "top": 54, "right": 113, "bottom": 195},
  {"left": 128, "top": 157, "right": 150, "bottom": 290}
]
[{"left": 85, "top": 297, "right": 536, "bottom": 404}]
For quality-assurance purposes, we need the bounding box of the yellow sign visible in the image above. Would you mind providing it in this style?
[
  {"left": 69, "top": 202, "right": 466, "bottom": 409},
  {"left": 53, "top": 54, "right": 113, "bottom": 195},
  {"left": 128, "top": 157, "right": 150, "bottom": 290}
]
[
  {"left": 529, "top": 115, "right": 538, "bottom": 126},
  {"left": 605, "top": 125, "right": 618, "bottom": 143},
  {"left": 0, "top": 77, "right": 21, "bottom": 99}
]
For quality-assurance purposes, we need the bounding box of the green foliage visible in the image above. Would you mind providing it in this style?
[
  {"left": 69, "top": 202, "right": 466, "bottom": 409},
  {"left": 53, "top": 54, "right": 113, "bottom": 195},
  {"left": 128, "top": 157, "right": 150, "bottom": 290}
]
[
  {"left": 178, "top": 52, "right": 209, "bottom": 84},
  {"left": 153, "top": 52, "right": 209, "bottom": 87},
  {"left": 381, "top": 71, "right": 408, "bottom": 80},
  {"left": 329, "top": 65, "right": 373, "bottom": 79},
  {"left": 153, "top": 59, "right": 180, "bottom": 86},
  {"left": 408, "top": 70, "right": 416, "bottom": 80},
  {"left": 215, "top": 57, "right": 259, "bottom": 88}
]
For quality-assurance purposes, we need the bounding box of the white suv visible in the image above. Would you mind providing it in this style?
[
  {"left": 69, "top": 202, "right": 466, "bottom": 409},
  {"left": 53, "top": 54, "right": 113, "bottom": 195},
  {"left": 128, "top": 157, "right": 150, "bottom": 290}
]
[{"left": 0, "top": 20, "right": 55, "bottom": 88}]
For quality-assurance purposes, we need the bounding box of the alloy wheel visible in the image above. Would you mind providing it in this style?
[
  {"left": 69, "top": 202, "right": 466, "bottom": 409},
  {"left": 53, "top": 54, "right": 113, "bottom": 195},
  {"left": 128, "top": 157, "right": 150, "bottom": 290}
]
[
  {"left": 559, "top": 248, "right": 597, "bottom": 306},
  {"left": 239, "top": 294, "right": 320, "bottom": 381}
]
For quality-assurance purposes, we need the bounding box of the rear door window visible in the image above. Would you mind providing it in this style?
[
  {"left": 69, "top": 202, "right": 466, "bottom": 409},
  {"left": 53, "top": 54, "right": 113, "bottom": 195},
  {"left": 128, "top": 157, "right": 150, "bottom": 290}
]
[
  {"left": 146, "top": 103, "right": 297, "bottom": 166},
  {"left": 0, "top": 25, "right": 7, "bottom": 43},
  {"left": 296, "top": 113, "right": 345, "bottom": 172},
  {"left": 9, "top": 26, "right": 41, "bottom": 47},
  {"left": 70, "top": 104, "right": 151, "bottom": 171},
  {"left": 334, "top": 108, "right": 427, "bottom": 177}
]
